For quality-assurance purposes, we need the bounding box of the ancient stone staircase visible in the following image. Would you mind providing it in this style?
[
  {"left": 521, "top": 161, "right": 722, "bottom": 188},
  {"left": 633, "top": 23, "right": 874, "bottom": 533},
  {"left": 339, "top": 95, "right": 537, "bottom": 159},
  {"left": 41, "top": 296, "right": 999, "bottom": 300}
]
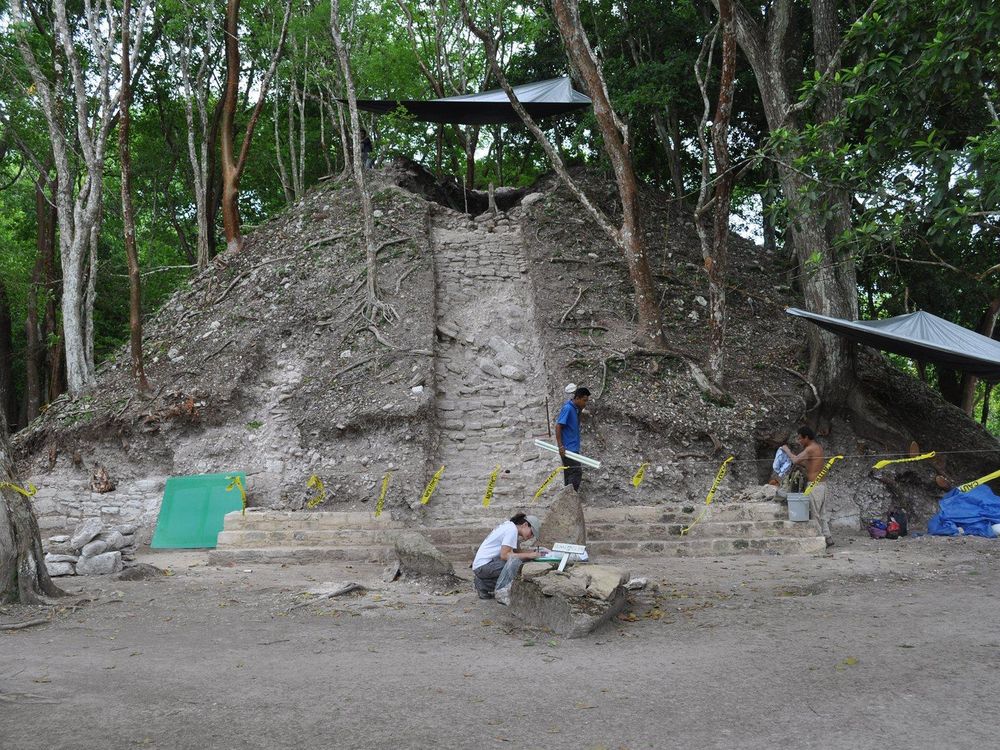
[
  {"left": 425, "top": 206, "right": 552, "bottom": 515},
  {"left": 209, "top": 501, "right": 827, "bottom": 565}
]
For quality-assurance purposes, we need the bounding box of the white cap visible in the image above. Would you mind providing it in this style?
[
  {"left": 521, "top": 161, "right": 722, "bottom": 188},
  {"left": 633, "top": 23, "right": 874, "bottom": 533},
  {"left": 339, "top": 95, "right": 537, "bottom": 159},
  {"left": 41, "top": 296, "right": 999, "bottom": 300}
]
[{"left": 564, "top": 383, "right": 576, "bottom": 394}]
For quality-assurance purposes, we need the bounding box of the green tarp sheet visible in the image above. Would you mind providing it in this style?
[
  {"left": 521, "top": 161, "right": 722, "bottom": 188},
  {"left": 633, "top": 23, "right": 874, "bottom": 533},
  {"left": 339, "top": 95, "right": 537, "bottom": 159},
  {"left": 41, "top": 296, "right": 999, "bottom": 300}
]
[{"left": 150, "top": 472, "right": 246, "bottom": 549}]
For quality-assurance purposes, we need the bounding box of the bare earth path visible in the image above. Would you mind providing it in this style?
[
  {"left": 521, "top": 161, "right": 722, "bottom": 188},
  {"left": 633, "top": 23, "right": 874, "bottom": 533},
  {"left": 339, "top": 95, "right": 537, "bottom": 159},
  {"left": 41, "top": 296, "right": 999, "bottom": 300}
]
[{"left": 2, "top": 534, "right": 998, "bottom": 750}]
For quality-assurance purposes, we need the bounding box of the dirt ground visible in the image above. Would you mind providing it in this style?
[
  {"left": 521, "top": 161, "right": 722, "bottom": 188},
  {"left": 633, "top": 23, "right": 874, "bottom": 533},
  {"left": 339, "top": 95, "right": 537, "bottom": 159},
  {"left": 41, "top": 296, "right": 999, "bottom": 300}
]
[{"left": 2, "top": 534, "right": 999, "bottom": 750}]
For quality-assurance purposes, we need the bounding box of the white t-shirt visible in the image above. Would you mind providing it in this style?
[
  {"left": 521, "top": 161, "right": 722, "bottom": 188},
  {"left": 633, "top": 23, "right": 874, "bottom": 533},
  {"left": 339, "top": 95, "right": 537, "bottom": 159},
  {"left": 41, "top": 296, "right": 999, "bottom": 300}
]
[{"left": 473, "top": 521, "right": 519, "bottom": 570}]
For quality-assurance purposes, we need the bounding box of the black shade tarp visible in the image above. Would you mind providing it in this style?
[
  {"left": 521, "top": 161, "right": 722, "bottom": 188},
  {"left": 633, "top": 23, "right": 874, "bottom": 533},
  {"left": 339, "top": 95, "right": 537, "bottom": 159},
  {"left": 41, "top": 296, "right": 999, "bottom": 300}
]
[
  {"left": 354, "top": 76, "right": 591, "bottom": 125},
  {"left": 786, "top": 308, "right": 1000, "bottom": 380}
]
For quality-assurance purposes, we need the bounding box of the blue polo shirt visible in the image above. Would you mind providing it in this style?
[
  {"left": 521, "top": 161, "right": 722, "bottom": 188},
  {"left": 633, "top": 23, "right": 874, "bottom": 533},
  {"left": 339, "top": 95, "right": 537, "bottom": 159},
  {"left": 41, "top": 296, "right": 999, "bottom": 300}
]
[{"left": 557, "top": 399, "right": 581, "bottom": 452}]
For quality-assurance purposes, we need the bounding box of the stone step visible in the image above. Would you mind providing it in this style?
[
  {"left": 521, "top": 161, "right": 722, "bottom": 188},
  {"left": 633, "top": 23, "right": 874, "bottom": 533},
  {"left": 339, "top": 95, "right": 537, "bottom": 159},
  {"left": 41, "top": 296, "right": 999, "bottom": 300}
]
[
  {"left": 217, "top": 529, "right": 395, "bottom": 547},
  {"left": 434, "top": 534, "right": 827, "bottom": 562},
  {"left": 218, "top": 518, "right": 821, "bottom": 552},
  {"left": 210, "top": 504, "right": 826, "bottom": 565},
  {"left": 208, "top": 545, "right": 391, "bottom": 566},
  {"left": 222, "top": 510, "right": 404, "bottom": 532},
  {"left": 585, "top": 519, "right": 821, "bottom": 540},
  {"left": 586, "top": 502, "right": 789, "bottom": 523}
]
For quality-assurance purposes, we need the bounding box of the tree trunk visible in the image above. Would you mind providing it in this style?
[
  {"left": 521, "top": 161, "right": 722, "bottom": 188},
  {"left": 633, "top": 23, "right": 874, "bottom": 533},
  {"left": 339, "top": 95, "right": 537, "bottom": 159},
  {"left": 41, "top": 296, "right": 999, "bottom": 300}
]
[
  {"left": 25, "top": 176, "right": 55, "bottom": 422},
  {"left": 220, "top": 0, "right": 292, "bottom": 253},
  {"left": 550, "top": 0, "right": 666, "bottom": 349},
  {"left": 12, "top": 0, "right": 154, "bottom": 397},
  {"left": 220, "top": 0, "right": 244, "bottom": 253},
  {"left": 44, "top": 212, "right": 65, "bottom": 404},
  {"left": 724, "top": 0, "right": 858, "bottom": 401},
  {"left": 120, "top": 0, "right": 149, "bottom": 393},
  {"left": 960, "top": 296, "right": 1000, "bottom": 414},
  {"left": 330, "top": 0, "right": 387, "bottom": 319},
  {"left": 0, "top": 416, "right": 63, "bottom": 604},
  {"left": 205, "top": 97, "right": 226, "bottom": 261},
  {"left": 464, "top": 126, "right": 478, "bottom": 193},
  {"left": 654, "top": 105, "right": 686, "bottom": 214},
  {"left": 707, "top": 1, "right": 737, "bottom": 384},
  {"left": 0, "top": 281, "right": 15, "bottom": 431}
]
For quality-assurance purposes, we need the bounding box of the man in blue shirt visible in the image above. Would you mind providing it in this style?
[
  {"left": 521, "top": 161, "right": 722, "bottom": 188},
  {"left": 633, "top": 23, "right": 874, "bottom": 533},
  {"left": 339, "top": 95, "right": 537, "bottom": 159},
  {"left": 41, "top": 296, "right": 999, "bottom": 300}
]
[{"left": 555, "top": 386, "right": 590, "bottom": 491}]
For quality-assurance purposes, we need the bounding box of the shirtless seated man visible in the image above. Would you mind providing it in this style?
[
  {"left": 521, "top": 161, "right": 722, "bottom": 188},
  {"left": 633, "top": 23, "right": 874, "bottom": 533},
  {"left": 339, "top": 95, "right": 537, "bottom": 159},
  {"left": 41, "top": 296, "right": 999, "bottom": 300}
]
[{"left": 781, "top": 426, "right": 834, "bottom": 547}]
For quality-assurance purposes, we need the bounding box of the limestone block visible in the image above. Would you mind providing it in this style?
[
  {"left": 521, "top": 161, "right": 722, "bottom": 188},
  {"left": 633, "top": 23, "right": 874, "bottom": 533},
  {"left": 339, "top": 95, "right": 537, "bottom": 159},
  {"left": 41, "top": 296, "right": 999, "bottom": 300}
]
[
  {"left": 38, "top": 515, "right": 69, "bottom": 531},
  {"left": 521, "top": 192, "right": 544, "bottom": 208},
  {"left": 487, "top": 336, "right": 522, "bottom": 365},
  {"left": 32, "top": 498, "right": 57, "bottom": 515},
  {"left": 70, "top": 518, "right": 104, "bottom": 551},
  {"left": 478, "top": 358, "right": 502, "bottom": 378},
  {"left": 114, "top": 524, "right": 139, "bottom": 536},
  {"left": 76, "top": 551, "right": 123, "bottom": 576},
  {"left": 393, "top": 532, "right": 457, "bottom": 581},
  {"left": 509, "top": 573, "right": 626, "bottom": 638},
  {"left": 538, "top": 485, "right": 587, "bottom": 548},
  {"left": 48, "top": 535, "right": 70, "bottom": 544},
  {"left": 499, "top": 365, "right": 526, "bottom": 382},
  {"left": 81, "top": 540, "right": 109, "bottom": 558},
  {"left": 582, "top": 565, "right": 630, "bottom": 601},
  {"left": 45, "top": 553, "right": 79, "bottom": 564},
  {"left": 101, "top": 530, "right": 127, "bottom": 551},
  {"left": 521, "top": 562, "right": 555, "bottom": 580},
  {"left": 537, "top": 572, "right": 589, "bottom": 598},
  {"left": 46, "top": 562, "right": 76, "bottom": 577}
]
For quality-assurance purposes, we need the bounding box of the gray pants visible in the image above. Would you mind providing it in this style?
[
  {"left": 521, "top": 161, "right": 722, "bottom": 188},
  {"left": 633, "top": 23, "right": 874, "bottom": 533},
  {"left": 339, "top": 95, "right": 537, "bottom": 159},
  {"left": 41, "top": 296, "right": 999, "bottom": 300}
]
[
  {"left": 809, "top": 483, "right": 831, "bottom": 537},
  {"left": 473, "top": 556, "right": 524, "bottom": 597}
]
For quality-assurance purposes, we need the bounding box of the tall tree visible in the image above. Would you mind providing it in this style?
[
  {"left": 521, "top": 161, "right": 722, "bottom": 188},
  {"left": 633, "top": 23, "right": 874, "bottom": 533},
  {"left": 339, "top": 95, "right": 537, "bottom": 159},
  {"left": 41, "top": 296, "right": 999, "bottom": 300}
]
[
  {"left": 0, "top": 414, "right": 62, "bottom": 604},
  {"left": 330, "top": 0, "right": 395, "bottom": 323},
  {"left": 166, "top": 1, "right": 223, "bottom": 270},
  {"left": 0, "top": 280, "right": 15, "bottom": 429},
  {"left": 220, "top": 0, "right": 292, "bottom": 253},
  {"left": 11, "top": 0, "right": 154, "bottom": 396},
  {"left": 693, "top": 0, "right": 738, "bottom": 388},
  {"left": 718, "top": 0, "right": 862, "bottom": 402},
  {"left": 120, "top": 0, "right": 150, "bottom": 393}
]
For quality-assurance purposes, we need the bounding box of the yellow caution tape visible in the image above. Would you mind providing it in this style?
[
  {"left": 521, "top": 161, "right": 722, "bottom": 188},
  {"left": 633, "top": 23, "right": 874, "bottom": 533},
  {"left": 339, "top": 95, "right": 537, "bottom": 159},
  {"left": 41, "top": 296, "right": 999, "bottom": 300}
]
[
  {"left": 533, "top": 465, "right": 566, "bottom": 500},
  {"left": 420, "top": 465, "right": 445, "bottom": 505},
  {"left": 631, "top": 462, "right": 651, "bottom": 489},
  {"left": 226, "top": 475, "right": 248, "bottom": 515},
  {"left": 959, "top": 467, "right": 1000, "bottom": 493},
  {"left": 872, "top": 451, "right": 936, "bottom": 470},
  {"left": 482, "top": 465, "right": 501, "bottom": 508},
  {"left": 375, "top": 471, "right": 391, "bottom": 518},
  {"left": 681, "top": 456, "right": 734, "bottom": 535},
  {"left": 305, "top": 475, "right": 326, "bottom": 509},
  {"left": 0, "top": 482, "right": 38, "bottom": 498},
  {"left": 804, "top": 455, "right": 844, "bottom": 496}
]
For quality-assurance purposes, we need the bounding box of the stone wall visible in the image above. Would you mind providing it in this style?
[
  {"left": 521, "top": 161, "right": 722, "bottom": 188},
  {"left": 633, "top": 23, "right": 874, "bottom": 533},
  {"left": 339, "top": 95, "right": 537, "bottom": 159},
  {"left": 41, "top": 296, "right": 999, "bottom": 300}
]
[{"left": 32, "top": 477, "right": 167, "bottom": 544}]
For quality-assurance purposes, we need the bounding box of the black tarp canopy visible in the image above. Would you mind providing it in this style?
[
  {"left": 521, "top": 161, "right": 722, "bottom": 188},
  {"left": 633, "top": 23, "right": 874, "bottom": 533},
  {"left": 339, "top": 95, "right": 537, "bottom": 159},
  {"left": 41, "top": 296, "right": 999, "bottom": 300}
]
[
  {"left": 354, "top": 76, "right": 591, "bottom": 125},
  {"left": 786, "top": 308, "right": 1000, "bottom": 381}
]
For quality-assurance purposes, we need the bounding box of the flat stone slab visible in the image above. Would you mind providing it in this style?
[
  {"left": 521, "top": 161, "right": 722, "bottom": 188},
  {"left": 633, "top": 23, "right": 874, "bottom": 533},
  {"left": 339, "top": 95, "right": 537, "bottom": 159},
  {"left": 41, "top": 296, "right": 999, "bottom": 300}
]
[
  {"left": 508, "top": 564, "right": 629, "bottom": 638},
  {"left": 75, "top": 551, "right": 123, "bottom": 576},
  {"left": 393, "top": 532, "right": 457, "bottom": 581}
]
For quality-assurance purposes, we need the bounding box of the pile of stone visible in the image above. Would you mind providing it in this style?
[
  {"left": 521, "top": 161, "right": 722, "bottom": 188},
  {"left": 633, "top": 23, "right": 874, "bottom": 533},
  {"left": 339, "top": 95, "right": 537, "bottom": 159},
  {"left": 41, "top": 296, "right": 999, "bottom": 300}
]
[{"left": 44, "top": 518, "right": 139, "bottom": 577}]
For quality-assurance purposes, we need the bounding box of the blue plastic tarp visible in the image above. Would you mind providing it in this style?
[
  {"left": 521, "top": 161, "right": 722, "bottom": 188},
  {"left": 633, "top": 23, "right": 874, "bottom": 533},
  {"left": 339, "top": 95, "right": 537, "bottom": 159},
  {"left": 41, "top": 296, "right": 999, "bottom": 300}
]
[{"left": 927, "top": 484, "right": 1000, "bottom": 538}]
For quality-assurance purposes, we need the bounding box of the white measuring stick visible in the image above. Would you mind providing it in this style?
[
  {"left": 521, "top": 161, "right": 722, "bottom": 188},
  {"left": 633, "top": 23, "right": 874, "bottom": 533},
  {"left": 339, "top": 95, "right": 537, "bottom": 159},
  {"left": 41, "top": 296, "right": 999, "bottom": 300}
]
[{"left": 534, "top": 439, "right": 601, "bottom": 469}]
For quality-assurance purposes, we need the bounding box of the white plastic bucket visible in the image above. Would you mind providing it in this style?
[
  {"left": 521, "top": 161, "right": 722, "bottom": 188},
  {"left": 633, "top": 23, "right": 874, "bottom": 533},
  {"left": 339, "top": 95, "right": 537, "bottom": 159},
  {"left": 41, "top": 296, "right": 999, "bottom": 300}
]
[{"left": 787, "top": 492, "right": 810, "bottom": 522}]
